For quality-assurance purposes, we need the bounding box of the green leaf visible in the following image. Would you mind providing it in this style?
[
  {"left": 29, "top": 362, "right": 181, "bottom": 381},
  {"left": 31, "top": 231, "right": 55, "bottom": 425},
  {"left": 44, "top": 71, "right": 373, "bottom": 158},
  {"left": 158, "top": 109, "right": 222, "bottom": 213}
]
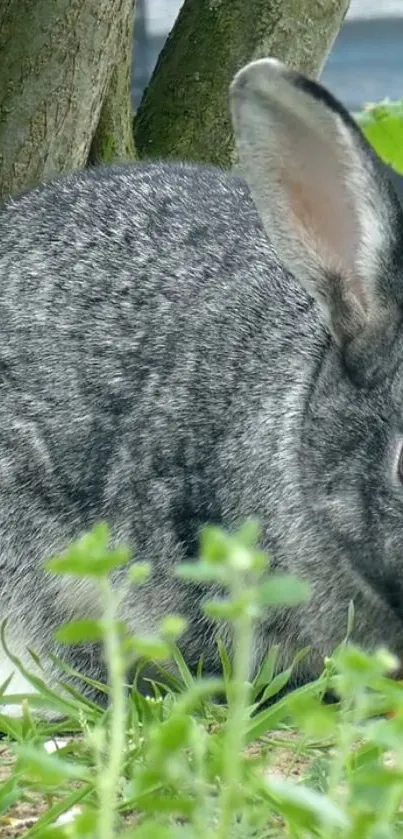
[
  {"left": 134, "top": 793, "right": 195, "bottom": 816},
  {"left": 49, "top": 652, "right": 110, "bottom": 704},
  {"left": 246, "top": 678, "right": 326, "bottom": 744},
  {"left": 169, "top": 643, "right": 195, "bottom": 691},
  {"left": 333, "top": 644, "right": 393, "bottom": 696},
  {"left": 355, "top": 99, "right": 403, "bottom": 174},
  {"left": 259, "top": 668, "right": 294, "bottom": 704},
  {"left": 160, "top": 615, "right": 188, "bottom": 641},
  {"left": 16, "top": 745, "right": 89, "bottom": 785},
  {"left": 349, "top": 763, "right": 403, "bottom": 810},
  {"left": 257, "top": 574, "right": 310, "bottom": 607},
  {"left": 252, "top": 645, "right": 280, "bottom": 699},
  {"left": 29, "top": 829, "right": 67, "bottom": 839},
  {"left": 200, "top": 525, "right": 231, "bottom": 564},
  {"left": 152, "top": 714, "right": 192, "bottom": 752},
  {"left": 21, "top": 783, "right": 92, "bottom": 838},
  {"left": 175, "top": 677, "right": 224, "bottom": 714},
  {"left": 128, "top": 636, "right": 171, "bottom": 661},
  {"left": 366, "top": 716, "right": 403, "bottom": 753},
  {"left": 129, "top": 561, "right": 151, "bottom": 584},
  {"left": 46, "top": 523, "right": 131, "bottom": 577},
  {"left": 0, "top": 672, "right": 14, "bottom": 697},
  {"left": 265, "top": 777, "right": 350, "bottom": 830},
  {"left": 0, "top": 713, "right": 25, "bottom": 740},
  {"left": 121, "top": 824, "right": 178, "bottom": 839},
  {"left": 235, "top": 518, "right": 262, "bottom": 548},
  {"left": 218, "top": 638, "right": 233, "bottom": 687},
  {"left": 55, "top": 619, "right": 105, "bottom": 644},
  {"left": 64, "top": 807, "right": 98, "bottom": 838},
  {"left": 204, "top": 596, "right": 251, "bottom": 621},
  {"left": 257, "top": 648, "right": 309, "bottom": 705},
  {"left": 347, "top": 742, "right": 384, "bottom": 774},
  {"left": 0, "top": 776, "right": 21, "bottom": 816},
  {"left": 175, "top": 561, "right": 228, "bottom": 584},
  {"left": 288, "top": 693, "right": 338, "bottom": 739},
  {"left": 0, "top": 622, "right": 89, "bottom": 720}
]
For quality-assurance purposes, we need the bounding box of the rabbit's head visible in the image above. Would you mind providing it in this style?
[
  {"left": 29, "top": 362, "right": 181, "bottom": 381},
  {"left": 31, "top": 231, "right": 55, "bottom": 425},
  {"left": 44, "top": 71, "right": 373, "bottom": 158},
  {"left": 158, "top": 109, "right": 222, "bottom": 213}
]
[{"left": 229, "top": 60, "right": 403, "bottom": 660}]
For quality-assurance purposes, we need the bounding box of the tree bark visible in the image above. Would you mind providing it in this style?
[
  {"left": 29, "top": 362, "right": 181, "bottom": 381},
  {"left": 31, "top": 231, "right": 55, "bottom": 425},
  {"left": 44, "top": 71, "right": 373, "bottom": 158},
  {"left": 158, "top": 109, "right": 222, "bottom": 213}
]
[
  {"left": 89, "top": 2, "right": 136, "bottom": 165},
  {"left": 134, "top": 0, "right": 351, "bottom": 167},
  {"left": 0, "top": 0, "right": 135, "bottom": 201}
]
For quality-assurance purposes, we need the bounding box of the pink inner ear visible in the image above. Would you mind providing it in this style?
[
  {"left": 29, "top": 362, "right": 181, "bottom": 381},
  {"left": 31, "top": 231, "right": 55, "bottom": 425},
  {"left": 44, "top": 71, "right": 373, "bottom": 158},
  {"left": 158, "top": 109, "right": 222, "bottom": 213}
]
[{"left": 281, "top": 159, "right": 368, "bottom": 310}]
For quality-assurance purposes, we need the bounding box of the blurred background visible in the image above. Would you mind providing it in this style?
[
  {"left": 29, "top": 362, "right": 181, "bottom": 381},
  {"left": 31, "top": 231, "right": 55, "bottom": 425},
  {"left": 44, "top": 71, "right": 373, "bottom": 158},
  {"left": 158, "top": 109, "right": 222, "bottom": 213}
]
[{"left": 132, "top": 0, "right": 403, "bottom": 112}]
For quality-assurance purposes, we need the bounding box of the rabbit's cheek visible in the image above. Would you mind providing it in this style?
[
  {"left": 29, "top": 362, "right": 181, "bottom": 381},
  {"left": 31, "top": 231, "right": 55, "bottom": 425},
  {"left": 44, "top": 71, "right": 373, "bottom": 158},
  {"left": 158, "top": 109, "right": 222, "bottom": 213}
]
[
  {"left": 310, "top": 494, "right": 365, "bottom": 543},
  {"left": 382, "top": 533, "right": 403, "bottom": 579}
]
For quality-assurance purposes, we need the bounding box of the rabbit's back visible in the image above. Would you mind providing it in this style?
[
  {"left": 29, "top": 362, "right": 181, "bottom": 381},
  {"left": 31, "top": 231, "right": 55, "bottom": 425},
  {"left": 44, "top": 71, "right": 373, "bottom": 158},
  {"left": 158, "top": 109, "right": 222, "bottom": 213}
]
[{"left": 0, "top": 161, "right": 316, "bottom": 519}]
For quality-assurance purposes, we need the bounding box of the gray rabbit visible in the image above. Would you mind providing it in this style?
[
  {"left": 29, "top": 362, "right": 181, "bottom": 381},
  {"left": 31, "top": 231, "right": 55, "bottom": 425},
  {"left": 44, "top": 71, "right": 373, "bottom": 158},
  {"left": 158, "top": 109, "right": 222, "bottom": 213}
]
[{"left": 1, "top": 57, "right": 403, "bottom": 714}]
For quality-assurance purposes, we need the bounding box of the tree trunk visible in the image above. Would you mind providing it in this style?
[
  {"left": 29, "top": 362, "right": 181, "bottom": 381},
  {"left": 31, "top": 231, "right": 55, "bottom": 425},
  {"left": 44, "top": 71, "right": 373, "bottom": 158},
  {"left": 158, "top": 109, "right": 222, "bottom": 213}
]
[
  {"left": 0, "top": 0, "right": 135, "bottom": 201},
  {"left": 89, "top": 3, "right": 136, "bottom": 165},
  {"left": 134, "top": 0, "right": 351, "bottom": 167}
]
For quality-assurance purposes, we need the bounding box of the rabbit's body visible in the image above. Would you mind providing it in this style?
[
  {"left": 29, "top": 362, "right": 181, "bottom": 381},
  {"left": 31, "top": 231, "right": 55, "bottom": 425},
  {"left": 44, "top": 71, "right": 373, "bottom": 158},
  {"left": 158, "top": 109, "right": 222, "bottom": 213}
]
[
  {"left": 0, "top": 163, "right": 317, "bottom": 691},
  {"left": 2, "top": 59, "right": 403, "bottom": 709}
]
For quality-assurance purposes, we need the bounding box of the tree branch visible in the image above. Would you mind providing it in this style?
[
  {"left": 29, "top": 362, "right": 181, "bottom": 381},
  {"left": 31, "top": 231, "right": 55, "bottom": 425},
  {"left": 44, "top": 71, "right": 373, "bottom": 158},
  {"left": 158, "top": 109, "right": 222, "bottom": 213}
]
[{"left": 134, "top": 0, "right": 351, "bottom": 167}]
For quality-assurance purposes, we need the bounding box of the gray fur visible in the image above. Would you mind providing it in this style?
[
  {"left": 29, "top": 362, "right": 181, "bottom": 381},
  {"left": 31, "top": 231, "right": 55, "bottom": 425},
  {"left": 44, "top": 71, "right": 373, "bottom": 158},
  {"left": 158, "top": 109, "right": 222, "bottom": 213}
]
[{"left": 1, "top": 58, "right": 403, "bottom": 707}]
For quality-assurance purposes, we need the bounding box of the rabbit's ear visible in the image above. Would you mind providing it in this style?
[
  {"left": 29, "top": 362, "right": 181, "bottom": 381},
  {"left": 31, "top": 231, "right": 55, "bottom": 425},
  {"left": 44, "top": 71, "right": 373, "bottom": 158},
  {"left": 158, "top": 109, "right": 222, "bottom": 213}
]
[{"left": 230, "top": 58, "right": 403, "bottom": 346}]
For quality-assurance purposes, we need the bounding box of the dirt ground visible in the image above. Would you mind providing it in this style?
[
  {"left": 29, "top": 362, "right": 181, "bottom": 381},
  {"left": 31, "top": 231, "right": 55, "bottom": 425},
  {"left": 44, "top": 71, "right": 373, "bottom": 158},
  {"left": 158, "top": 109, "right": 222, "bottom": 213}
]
[
  {"left": 0, "top": 731, "right": 316, "bottom": 838},
  {"left": 0, "top": 738, "right": 83, "bottom": 838}
]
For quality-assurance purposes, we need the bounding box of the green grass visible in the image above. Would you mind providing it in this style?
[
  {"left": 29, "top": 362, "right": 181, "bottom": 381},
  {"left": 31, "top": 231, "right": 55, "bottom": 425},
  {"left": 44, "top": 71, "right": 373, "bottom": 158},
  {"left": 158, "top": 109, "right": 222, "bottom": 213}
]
[
  {"left": 1, "top": 521, "right": 403, "bottom": 838},
  {"left": 355, "top": 98, "right": 403, "bottom": 175}
]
